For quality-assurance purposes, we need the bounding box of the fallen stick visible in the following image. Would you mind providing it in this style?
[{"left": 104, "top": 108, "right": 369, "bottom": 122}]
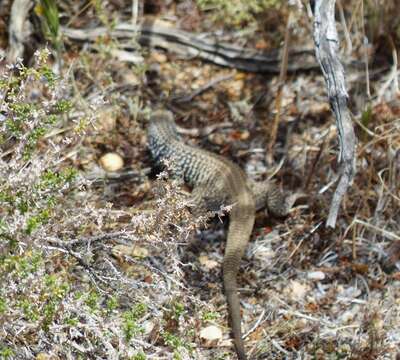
[
  {"left": 62, "top": 18, "right": 318, "bottom": 73},
  {"left": 312, "top": 0, "right": 357, "bottom": 228}
]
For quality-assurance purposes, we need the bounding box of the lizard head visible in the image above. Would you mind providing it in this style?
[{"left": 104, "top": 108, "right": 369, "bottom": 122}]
[
  {"left": 150, "top": 110, "right": 175, "bottom": 125},
  {"left": 148, "top": 110, "right": 180, "bottom": 143}
]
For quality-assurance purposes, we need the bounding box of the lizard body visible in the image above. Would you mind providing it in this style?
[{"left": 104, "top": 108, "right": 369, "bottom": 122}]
[{"left": 147, "top": 110, "right": 292, "bottom": 359}]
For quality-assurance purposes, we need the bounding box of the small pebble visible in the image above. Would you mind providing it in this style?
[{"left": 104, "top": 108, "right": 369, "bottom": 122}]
[
  {"left": 200, "top": 325, "right": 222, "bottom": 341},
  {"left": 307, "top": 271, "right": 325, "bottom": 281},
  {"left": 99, "top": 152, "right": 124, "bottom": 172}
]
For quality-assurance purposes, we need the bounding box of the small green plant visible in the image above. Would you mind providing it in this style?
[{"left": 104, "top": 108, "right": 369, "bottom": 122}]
[
  {"left": 40, "top": 274, "right": 70, "bottom": 330},
  {"left": 26, "top": 210, "right": 50, "bottom": 235},
  {"left": 132, "top": 352, "right": 146, "bottom": 360},
  {"left": 196, "top": 0, "right": 280, "bottom": 26},
  {"left": 202, "top": 310, "right": 219, "bottom": 321},
  {"left": 91, "top": 0, "right": 113, "bottom": 27},
  {"left": 55, "top": 99, "right": 73, "bottom": 113},
  {"left": 1, "top": 251, "right": 43, "bottom": 278},
  {"left": 162, "top": 330, "right": 193, "bottom": 359},
  {"left": 0, "top": 347, "right": 15, "bottom": 359},
  {"left": 85, "top": 290, "right": 100, "bottom": 312},
  {"left": 106, "top": 296, "right": 119, "bottom": 313},
  {"left": 42, "top": 300, "right": 57, "bottom": 331},
  {"left": 131, "top": 302, "right": 147, "bottom": 318},
  {"left": 171, "top": 301, "right": 185, "bottom": 320},
  {"left": 36, "top": 0, "right": 62, "bottom": 60},
  {"left": 64, "top": 316, "right": 79, "bottom": 326},
  {"left": 162, "top": 331, "right": 182, "bottom": 349},
  {"left": 19, "top": 299, "right": 39, "bottom": 321},
  {"left": 122, "top": 303, "right": 147, "bottom": 342},
  {"left": 122, "top": 313, "right": 142, "bottom": 341},
  {"left": 0, "top": 297, "right": 7, "bottom": 313},
  {"left": 44, "top": 274, "right": 70, "bottom": 299}
]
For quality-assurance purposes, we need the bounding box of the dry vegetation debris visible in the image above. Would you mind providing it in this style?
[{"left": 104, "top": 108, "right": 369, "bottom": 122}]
[{"left": 1, "top": 1, "right": 400, "bottom": 359}]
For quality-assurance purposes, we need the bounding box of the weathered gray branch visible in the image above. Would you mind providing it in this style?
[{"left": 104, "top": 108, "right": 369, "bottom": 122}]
[
  {"left": 62, "top": 19, "right": 317, "bottom": 73},
  {"left": 7, "top": 0, "right": 33, "bottom": 62},
  {"left": 312, "top": 0, "right": 357, "bottom": 228}
]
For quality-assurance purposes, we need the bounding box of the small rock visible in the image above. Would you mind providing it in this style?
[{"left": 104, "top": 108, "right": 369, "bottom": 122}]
[
  {"left": 132, "top": 246, "right": 149, "bottom": 258},
  {"left": 208, "top": 132, "right": 225, "bottom": 145},
  {"left": 286, "top": 280, "right": 309, "bottom": 302},
  {"left": 200, "top": 325, "right": 223, "bottom": 342},
  {"left": 226, "top": 79, "right": 244, "bottom": 100},
  {"left": 97, "top": 107, "right": 118, "bottom": 131},
  {"left": 151, "top": 51, "right": 167, "bottom": 63},
  {"left": 36, "top": 354, "right": 59, "bottom": 360},
  {"left": 99, "top": 152, "right": 124, "bottom": 172},
  {"left": 142, "top": 320, "right": 155, "bottom": 335},
  {"left": 36, "top": 355, "right": 49, "bottom": 360},
  {"left": 123, "top": 71, "right": 140, "bottom": 86},
  {"left": 112, "top": 244, "right": 149, "bottom": 259},
  {"left": 307, "top": 271, "right": 325, "bottom": 281},
  {"left": 199, "top": 255, "right": 219, "bottom": 270},
  {"left": 240, "top": 130, "right": 250, "bottom": 140},
  {"left": 112, "top": 244, "right": 132, "bottom": 259},
  {"left": 339, "top": 309, "right": 357, "bottom": 323}
]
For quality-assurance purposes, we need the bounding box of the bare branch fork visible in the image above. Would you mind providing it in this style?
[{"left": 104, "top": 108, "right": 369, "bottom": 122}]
[{"left": 312, "top": 0, "right": 357, "bottom": 228}]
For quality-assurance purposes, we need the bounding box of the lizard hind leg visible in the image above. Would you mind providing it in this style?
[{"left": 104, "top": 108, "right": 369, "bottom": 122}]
[
  {"left": 266, "top": 182, "right": 303, "bottom": 217},
  {"left": 249, "top": 179, "right": 298, "bottom": 217}
]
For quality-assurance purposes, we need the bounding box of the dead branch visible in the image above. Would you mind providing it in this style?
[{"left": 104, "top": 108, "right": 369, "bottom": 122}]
[
  {"left": 62, "top": 19, "right": 317, "bottom": 73},
  {"left": 312, "top": 0, "right": 357, "bottom": 228},
  {"left": 7, "top": 0, "right": 33, "bottom": 62}
]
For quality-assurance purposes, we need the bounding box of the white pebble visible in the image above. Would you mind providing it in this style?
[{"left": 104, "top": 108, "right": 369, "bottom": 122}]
[
  {"left": 99, "top": 152, "right": 124, "bottom": 172},
  {"left": 307, "top": 271, "right": 325, "bottom": 281},
  {"left": 200, "top": 325, "right": 223, "bottom": 341}
]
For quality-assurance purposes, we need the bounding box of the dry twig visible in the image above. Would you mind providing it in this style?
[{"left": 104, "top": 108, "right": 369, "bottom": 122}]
[
  {"left": 312, "top": 0, "right": 357, "bottom": 228},
  {"left": 267, "top": 10, "right": 292, "bottom": 163}
]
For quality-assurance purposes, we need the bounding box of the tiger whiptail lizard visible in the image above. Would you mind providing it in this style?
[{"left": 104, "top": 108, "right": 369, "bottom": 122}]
[{"left": 147, "top": 110, "right": 296, "bottom": 360}]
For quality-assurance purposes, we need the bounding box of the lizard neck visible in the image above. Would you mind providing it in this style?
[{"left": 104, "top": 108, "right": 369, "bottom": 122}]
[{"left": 147, "top": 112, "right": 183, "bottom": 163}]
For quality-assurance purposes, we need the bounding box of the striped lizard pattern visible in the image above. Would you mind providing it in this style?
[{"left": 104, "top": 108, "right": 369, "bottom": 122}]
[{"left": 147, "top": 110, "right": 294, "bottom": 359}]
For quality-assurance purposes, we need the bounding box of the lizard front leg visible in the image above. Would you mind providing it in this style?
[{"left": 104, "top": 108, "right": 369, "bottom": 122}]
[{"left": 191, "top": 181, "right": 230, "bottom": 212}]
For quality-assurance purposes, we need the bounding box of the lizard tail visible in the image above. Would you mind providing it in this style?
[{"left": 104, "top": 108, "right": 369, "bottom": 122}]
[
  {"left": 223, "top": 205, "right": 255, "bottom": 360},
  {"left": 224, "top": 275, "right": 247, "bottom": 360}
]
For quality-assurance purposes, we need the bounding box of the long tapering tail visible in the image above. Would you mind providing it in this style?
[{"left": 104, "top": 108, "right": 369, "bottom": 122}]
[{"left": 223, "top": 202, "right": 255, "bottom": 360}]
